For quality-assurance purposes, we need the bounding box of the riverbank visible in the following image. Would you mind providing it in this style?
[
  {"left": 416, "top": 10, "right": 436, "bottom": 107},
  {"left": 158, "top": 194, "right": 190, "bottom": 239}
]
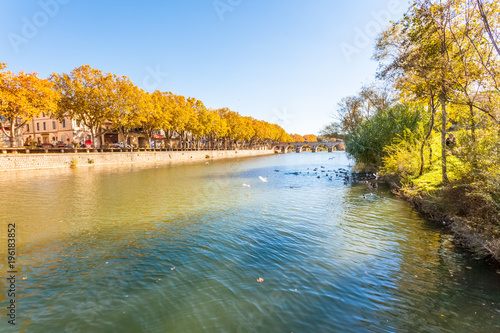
[
  {"left": 383, "top": 177, "right": 500, "bottom": 264},
  {"left": 0, "top": 149, "right": 275, "bottom": 172}
]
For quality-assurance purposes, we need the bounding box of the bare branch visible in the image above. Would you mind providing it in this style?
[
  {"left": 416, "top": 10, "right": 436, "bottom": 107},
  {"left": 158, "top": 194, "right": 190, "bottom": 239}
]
[{"left": 477, "top": 0, "right": 500, "bottom": 57}]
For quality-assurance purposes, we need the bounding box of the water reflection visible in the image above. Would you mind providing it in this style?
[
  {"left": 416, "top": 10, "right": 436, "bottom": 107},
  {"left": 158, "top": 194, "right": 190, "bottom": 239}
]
[{"left": 0, "top": 152, "right": 499, "bottom": 332}]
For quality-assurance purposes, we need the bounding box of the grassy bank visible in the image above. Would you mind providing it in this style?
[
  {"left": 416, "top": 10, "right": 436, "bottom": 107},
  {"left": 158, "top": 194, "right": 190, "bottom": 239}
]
[
  {"left": 319, "top": 0, "right": 500, "bottom": 264},
  {"left": 337, "top": 103, "right": 500, "bottom": 262}
]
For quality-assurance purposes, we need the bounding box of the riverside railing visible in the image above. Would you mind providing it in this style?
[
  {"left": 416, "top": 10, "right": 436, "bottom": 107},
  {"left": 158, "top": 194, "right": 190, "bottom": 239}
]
[{"left": 0, "top": 147, "right": 271, "bottom": 154}]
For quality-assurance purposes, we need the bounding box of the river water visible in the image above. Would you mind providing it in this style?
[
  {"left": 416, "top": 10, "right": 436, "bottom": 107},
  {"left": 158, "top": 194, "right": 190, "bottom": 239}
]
[{"left": 0, "top": 152, "right": 499, "bottom": 332}]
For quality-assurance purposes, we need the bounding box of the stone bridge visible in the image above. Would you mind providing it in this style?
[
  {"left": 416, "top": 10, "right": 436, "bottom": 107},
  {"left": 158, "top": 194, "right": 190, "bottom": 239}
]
[{"left": 273, "top": 141, "right": 345, "bottom": 153}]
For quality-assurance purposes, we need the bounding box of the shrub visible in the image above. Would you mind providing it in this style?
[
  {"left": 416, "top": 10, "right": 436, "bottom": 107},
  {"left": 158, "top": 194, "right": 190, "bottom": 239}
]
[
  {"left": 382, "top": 136, "right": 421, "bottom": 180},
  {"left": 440, "top": 181, "right": 500, "bottom": 223},
  {"left": 345, "top": 104, "right": 427, "bottom": 166}
]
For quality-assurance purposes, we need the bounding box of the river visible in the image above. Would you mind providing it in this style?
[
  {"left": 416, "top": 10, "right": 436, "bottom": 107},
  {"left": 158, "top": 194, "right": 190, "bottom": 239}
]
[{"left": 0, "top": 152, "right": 499, "bottom": 332}]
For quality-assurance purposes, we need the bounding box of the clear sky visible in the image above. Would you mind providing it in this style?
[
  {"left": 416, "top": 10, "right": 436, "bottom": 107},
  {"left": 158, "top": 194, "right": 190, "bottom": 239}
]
[{"left": 0, "top": 0, "right": 409, "bottom": 135}]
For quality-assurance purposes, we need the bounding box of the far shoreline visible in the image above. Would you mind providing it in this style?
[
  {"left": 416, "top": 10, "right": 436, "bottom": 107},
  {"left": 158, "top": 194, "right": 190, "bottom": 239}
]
[{"left": 0, "top": 149, "right": 276, "bottom": 172}]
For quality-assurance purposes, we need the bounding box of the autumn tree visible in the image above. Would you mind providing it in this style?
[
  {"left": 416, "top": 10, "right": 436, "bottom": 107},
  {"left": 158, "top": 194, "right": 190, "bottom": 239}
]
[
  {"left": 291, "top": 134, "right": 305, "bottom": 142},
  {"left": 47, "top": 64, "right": 292, "bottom": 151},
  {"left": 319, "top": 123, "right": 344, "bottom": 140},
  {"left": 165, "top": 94, "right": 193, "bottom": 148},
  {"left": 375, "top": 7, "right": 441, "bottom": 176},
  {"left": 375, "top": 0, "right": 461, "bottom": 182},
  {"left": 109, "top": 76, "right": 146, "bottom": 146},
  {"left": 210, "top": 109, "right": 229, "bottom": 148},
  {"left": 336, "top": 96, "right": 365, "bottom": 133},
  {"left": 200, "top": 108, "right": 229, "bottom": 148},
  {"left": 185, "top": 98, "right": 206, "bottom": 148},
  {"left": 303, "top": 134, "right": 318, "bottom": 142},
  {"left": 0, "top": 64, "right": 58, "bottom": 147},
  {"left": 136, "top": 90, "right": 171, "bottom": 147},
  {"left": 51, "top": 65, "right": 117, "bottom": 148}
]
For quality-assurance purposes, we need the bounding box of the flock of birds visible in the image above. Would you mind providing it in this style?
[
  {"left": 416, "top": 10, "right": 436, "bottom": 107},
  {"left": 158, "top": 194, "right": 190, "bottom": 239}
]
[
  {"left": 237, "top": 162, "right": 382, "bottom": 283},
  {"left": 240, "top": 166, "right": 381, "bottom": 198}
]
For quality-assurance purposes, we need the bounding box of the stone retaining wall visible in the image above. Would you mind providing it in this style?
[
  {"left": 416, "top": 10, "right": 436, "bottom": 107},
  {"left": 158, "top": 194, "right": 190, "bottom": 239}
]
[{"left": 0, "top": 150, "right": 275, "bottom": 172}]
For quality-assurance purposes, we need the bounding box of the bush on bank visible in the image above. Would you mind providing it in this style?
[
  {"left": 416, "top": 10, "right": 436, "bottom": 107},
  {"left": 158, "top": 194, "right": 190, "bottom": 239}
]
[
  {"left": 344, "top": 104, "right": 427, "bottom": 167},
  {"left": 364, "top": 123, "right": 500, "bottom": 261},
  {"left": 341, "top": 103, "right": 500, "bottom": 261},
  {"left": 327, "top": 0, "right": 500, "bottom": 262}
]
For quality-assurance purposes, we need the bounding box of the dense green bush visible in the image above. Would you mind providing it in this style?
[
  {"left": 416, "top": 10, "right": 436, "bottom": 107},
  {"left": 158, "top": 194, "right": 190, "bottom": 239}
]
[{"left": 344, "top": 104, "right": 427, "bottom": 166}]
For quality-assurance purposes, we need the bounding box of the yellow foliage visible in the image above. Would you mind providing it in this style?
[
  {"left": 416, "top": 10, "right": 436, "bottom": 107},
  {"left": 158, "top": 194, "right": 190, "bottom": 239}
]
[{"left": 0, "top": 64, "right": 59, "bottom": 147}]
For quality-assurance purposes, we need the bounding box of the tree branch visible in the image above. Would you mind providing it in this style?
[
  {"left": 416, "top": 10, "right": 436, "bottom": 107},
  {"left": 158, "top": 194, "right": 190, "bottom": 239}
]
[{"left": 477, "top": 0, "right": 500, "bottom": 57}]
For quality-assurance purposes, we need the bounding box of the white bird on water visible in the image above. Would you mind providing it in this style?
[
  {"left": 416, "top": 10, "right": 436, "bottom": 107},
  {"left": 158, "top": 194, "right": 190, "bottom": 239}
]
[
  {"left": 259, "top": 176, "right": 268, "bottom": 182},
  {"left": 242, "top": 184, "right": 251, "bottom": 188}
]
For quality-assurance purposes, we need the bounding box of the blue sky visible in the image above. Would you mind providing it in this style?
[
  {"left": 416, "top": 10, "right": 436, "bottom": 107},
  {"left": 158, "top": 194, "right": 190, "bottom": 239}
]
[{"left": 0, "top": 0, "right": 408, "bottom": 135}]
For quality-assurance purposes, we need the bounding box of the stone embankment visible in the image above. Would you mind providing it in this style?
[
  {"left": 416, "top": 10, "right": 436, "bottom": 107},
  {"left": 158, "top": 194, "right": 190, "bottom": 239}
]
[{"left": 0, "top": 149, "right": 274, "bottom": 172}]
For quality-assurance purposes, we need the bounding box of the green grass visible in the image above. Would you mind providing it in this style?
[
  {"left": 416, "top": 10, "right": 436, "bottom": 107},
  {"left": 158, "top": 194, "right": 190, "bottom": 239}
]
[
  {"left": 412, "top": 167, "right": 443, "bottom": 192},
  {"left": 410, "top": 153, "right": 466, "bottom": 193}
]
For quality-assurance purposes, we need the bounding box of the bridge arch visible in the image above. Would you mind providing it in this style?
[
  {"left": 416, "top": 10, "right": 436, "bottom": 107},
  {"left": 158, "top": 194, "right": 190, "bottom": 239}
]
[
  {"left": 274, "top": 141, "right": 344, "bottom": 153},
  {"left": 311, "top": 143, "right": 330, "bottom": 152},
  {"left": 273, "top": 144, "right": 301, "bottom": 153}
]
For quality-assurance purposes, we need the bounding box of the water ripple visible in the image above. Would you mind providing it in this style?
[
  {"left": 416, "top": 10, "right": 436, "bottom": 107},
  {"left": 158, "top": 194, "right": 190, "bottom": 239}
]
[{"left": 1, "top": 153, "right": 499, "bottom": 332}]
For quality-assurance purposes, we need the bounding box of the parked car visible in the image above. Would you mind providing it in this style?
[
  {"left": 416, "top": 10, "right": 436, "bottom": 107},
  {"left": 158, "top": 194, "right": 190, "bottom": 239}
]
[
  {"left": 111, "top": 142, "right": 131, "bottom": 149},
  {"left": 54, "top": 141, "right": 67, "bottom": 148},
  {"left": 41, "top": 142, "right": 54, "bottom": 148}
]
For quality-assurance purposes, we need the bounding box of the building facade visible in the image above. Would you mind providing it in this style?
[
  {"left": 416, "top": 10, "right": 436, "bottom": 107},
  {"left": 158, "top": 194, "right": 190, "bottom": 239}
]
[{"left": 23, "top": 113, "right": 91, "bottom": 147}]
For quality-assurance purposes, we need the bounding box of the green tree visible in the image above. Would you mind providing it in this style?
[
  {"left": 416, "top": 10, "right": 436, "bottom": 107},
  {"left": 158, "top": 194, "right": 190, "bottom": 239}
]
[{"left": 345, "top": 104, "right": 427, "bottom": 166}]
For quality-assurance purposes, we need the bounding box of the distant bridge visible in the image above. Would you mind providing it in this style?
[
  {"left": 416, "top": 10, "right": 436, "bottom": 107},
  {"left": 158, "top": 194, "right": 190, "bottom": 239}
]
[{"left": 273, "top": 141, "right": 345, "bottom": 153}]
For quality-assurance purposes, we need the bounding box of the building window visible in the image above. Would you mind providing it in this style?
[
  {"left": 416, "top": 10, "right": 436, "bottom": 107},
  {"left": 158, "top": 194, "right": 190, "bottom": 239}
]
[
  {"left": 62, "top": 119, "right": 66, "bottom": 128},
  {"left": 27, "top": 124, "right": 30, "bottom": 132},
  {"left": 53, "top": 121, "right": 56, "bottom": 130},
  {"left": 42, "top": 113, "right": 45, "bottom": 117},
  {"left": 37, "top": 123, "right": 40, "bottom": 131},
  {"left": 43, "top": 122, "right": 46, "bottom": 131}
]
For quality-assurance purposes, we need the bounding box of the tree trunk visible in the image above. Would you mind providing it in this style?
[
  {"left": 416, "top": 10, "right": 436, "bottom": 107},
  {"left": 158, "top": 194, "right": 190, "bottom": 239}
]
[
  {"left": 8, "top": 118, "right": 16, "bottom": 147},
  {"left": 0, "top": 123, "right": 10, "bottom": 147},
  {"left": 9, "top": 125, "right": 15, "bottom": 147},
  {"left": 440, "top": 98, "right": 449, "bottom": 184},
  {"left": 470, "top": 104, "right": 476, "bottom": 142},
  {"left": 429, "top": 143, "right": 433, "bottom": 166},
  {"left": 144, "top": 129, "right": 153, "bottom": 148},
  {"left": 469, "top": 103, "right": 477, "bottom": 171},
  {"left": 118, "top": 126, "right": 128, "bottom": 147},
  {"left": 419, "top": 99, "right": 436, "bottom": 176},
  {"left": 90, "top": 127, "right": 96, "bottom": 149},
  {"left": 477, "top": 0, "right": 500, "bottom": 57}
]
